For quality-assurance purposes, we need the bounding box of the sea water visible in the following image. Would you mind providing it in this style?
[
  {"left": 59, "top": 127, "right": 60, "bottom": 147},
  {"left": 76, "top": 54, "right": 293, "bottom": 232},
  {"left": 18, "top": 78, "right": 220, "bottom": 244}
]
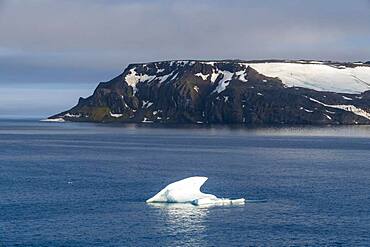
[{"left": 1, "top": 119, "right": 370, "bottom": 246}]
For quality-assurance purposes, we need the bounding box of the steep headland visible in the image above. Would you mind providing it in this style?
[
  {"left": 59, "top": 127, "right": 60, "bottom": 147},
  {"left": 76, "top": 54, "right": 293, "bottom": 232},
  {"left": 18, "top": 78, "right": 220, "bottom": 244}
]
[{"left": 49, "top": 60, "right": 370, "bottom": 125}]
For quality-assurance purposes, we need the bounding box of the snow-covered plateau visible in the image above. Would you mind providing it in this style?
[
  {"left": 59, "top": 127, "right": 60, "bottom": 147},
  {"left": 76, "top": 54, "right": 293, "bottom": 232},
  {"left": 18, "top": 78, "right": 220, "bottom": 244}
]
[{"left": 244, "top": 62, "right": 370, "bottom": 94}]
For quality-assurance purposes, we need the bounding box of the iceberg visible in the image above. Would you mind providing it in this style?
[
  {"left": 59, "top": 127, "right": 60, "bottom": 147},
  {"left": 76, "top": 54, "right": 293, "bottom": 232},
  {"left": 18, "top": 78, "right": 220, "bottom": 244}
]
[
  {"left": 40, "top": 118, "right": 65, "bottom": 122},
  {"left": 146, "top": 176, "right": 245, "bottom": 206}
]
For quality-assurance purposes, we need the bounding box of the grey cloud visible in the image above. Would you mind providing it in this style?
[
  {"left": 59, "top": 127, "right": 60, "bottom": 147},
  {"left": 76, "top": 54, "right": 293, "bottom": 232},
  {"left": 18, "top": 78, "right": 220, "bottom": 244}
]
[{"left": 0, "top": 0, "right": 370, "bottom": 84}]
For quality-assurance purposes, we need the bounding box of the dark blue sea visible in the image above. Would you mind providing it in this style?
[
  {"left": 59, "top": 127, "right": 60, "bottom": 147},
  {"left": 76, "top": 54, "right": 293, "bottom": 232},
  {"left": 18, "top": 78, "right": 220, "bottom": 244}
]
[{"left": 1, "top": 119, "right": 370, "bottom": 246}]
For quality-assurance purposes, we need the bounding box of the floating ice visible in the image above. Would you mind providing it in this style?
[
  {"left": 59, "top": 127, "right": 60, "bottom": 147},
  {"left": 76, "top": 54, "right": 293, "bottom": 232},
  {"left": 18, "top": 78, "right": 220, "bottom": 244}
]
[
  {"left": 146, "top": 176, "right": 245, "bottom": 206},
  {"left": 41, "top": 118, "right": 65, "bottom": 122}
]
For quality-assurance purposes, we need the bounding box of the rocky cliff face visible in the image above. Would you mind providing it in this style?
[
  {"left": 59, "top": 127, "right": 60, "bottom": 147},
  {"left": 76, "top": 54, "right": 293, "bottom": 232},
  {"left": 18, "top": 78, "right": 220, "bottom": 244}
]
[{"left": 49, "top": 60, "right": 370, "bottom": 125}]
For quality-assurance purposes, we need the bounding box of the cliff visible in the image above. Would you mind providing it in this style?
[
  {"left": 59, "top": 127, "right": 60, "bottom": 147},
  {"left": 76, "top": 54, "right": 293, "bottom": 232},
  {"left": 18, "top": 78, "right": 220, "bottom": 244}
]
[{"left": 49, "top": 60, "right": 370, "bottom": 125}]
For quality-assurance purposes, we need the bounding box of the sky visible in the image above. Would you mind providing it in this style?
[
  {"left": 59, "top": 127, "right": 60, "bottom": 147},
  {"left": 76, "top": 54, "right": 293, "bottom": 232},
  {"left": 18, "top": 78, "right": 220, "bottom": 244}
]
[{"left": 0, "top": 0, "right": 370, "bottom": 117}]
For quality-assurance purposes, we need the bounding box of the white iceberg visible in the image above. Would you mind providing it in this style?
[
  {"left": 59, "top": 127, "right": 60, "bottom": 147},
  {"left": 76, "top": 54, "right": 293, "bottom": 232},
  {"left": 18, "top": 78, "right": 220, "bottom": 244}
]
[
  {"left": 146, "top": 176, "right": 245, "bottom": 206},
  {"left": 40, "top": 118, "right": 65, "bottom": 122}
]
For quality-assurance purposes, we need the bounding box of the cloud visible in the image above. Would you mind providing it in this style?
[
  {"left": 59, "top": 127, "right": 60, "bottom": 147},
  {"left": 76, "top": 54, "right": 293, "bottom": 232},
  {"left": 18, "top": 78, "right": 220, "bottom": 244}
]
[
  {"left": 0, "top": 0, "right": 370, "bottom": 84},
  {"left": 0, "top": 83, "right": 95, "bottom": 117}
]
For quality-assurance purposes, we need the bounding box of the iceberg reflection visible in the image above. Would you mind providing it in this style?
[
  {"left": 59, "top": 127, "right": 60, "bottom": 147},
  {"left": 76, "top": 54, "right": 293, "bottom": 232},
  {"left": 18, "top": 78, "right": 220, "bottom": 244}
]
[{"left": 148, "top": 203, "right": 210, "bottom": 246}]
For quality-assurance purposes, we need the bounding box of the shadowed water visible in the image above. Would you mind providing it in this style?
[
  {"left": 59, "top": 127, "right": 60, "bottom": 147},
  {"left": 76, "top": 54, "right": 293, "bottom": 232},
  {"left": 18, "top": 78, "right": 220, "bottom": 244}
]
[{"left": 1, "top": 119, "right": 370, "bottom": 246}]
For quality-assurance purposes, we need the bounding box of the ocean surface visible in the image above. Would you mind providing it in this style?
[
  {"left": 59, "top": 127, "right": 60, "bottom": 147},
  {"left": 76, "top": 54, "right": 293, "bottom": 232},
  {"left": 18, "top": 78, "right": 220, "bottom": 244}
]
[{"left": 1, "top": 119, "right": 370, "bottom": 246}]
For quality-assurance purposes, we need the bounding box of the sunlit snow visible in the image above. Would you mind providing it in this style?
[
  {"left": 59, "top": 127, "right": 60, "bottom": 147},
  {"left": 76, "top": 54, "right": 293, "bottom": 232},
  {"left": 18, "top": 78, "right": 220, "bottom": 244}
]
[
  {"left": 242, "top": 62, "right": 370, "bottom": 94},
  {"left": 146, "top": 176, "right": 245, "bottom": 206}
]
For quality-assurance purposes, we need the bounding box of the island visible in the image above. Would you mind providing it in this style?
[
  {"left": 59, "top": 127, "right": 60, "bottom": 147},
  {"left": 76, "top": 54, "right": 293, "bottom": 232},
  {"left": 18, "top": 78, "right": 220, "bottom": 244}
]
[{"left": 48, "top": 60, "right": 370, "bottom": 125}]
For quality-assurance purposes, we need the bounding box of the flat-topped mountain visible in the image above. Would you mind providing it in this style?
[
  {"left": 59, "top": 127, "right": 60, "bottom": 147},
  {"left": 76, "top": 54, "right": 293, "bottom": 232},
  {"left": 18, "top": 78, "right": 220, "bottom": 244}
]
[{"left": 48, "top": 60, "right": 370, "bottom": 125}]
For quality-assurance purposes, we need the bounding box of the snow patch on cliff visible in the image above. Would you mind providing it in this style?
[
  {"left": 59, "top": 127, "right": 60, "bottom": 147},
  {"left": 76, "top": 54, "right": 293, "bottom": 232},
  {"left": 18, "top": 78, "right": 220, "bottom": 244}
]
[
  {"left": 125, "top": 68, "right": 155, "bottom": 94},
  {"left": 195, "top": 72, "right": 210, "bottom": 80},
  {"left": 110, "top": 112, "right": 123, "bottom": 118},
  {"left": 309, "top": 97, "right": 370, "bottom": 120},
  {"left": 65, "top": 113, "right": 81, "bottom": 118},
  {"left": 236, "top": 70, "right": 248, "bottom": 82},
  {"left": 212, "top": 71, "right": 234, "bottom": 94}
]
